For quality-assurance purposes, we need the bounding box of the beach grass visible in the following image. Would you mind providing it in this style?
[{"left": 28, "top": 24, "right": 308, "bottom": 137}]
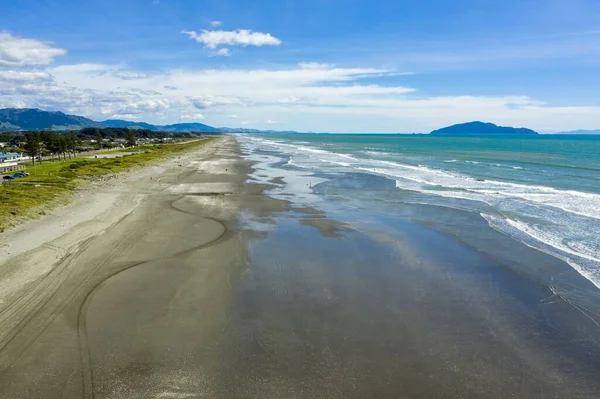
[
  {"left": 0, "top": 138, "right": 217, "bottom": 232},
  {"left": 95, "top": 145, "right": 155, "bottom": 155}
]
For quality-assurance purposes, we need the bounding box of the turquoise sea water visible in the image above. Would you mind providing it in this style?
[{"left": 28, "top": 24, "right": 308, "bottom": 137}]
[{"left": 238, "top": 134, "right": 600, "bottom": 289}]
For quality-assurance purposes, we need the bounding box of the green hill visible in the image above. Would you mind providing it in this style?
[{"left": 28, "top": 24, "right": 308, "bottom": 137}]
[
  {"left": 0, "top": 108, "right": 100, "bottom": 131},
  {"left": 430, "top": 121, "right": 538, "bottom": 136},
  {"left": 0, "top": 108, "right": 221, "bottom": 133}
]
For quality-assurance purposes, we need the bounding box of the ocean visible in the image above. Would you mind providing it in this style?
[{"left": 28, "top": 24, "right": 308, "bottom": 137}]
[{"left": 237, "top": 133, "right": 600, "bottom": 292}]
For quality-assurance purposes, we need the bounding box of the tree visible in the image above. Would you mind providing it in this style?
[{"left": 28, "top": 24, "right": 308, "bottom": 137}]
[
  {"left": 56, "top": 136, "right": 68, "bottom": 160},
  {"left": 0, "top": 133, "right": 16, "bottom": 143},
  {"left": 67, "top": 132, "right": 77, "bottom": 158},
  {"left": 24, "top": 132, "right": 41, "bottom": 166},
  {"left": 41, "top": 131, "right": 58, "bottom": 160},
  {"left": 126, "top": 131, "right": 137, "bottom": 147}
]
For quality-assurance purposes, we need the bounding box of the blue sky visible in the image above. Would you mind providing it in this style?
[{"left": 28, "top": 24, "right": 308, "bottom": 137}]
[{"left": 1, "top": 0, "right": 600, "bottom": 132}]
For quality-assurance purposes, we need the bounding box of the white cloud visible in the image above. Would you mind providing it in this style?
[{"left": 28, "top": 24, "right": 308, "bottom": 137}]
[
  {"left": 179, "top": 112, "right": 205, "bottom": 120},
  {"left": 210, "top": 21, "right": 223, "bottom": 27},
  {"left": 0, "top": 70, "right": 51, "bottom": 82},
  {"left": 278, "top": 96, "right": 314, "bottom": 104},
  {"left": 116, "top": 98, "right": 169, "bottom": 115},
  {"left": 0, "top": 32, "right": 66, "bottom": 67},
  {"left": 51, "top": 63, "right": 115, "bottom": 74},
  {"left": 266, "top": 119, "right": 277, "bottom": 124},
  {"left": 298, "top": 62, "right": 332, "bottom": 70},
  {"left": 0, "top": 69, "right": 171, "bottom": 118},
  {"left": 113, "top": 70, "right": 150, "bottom": 80},
  {"left": 189, "top": 95, "right": 248, "bottom": 109},
  {"left": 6, "top": 60, "right": 600, "bottom": 132},
  {"left": 161, "top": 65, "right": 396, "bottom": 92},
  {"left": 111, "top": 112, "right": 138, "bottom": 120},
  {"left": 181, "top": 29, "right": 282, "bottom": 49},
  {"left": 210, "top": 48, "right": 231, "bottom": 57},
  {"left": 0, "top": 99, "right": 27, "bottom": 108}
]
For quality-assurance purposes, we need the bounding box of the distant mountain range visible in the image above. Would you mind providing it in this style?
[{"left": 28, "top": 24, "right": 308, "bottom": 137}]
[
  {"left": 0, "top": 108, "right": 305, "bottom": 134},
  {"left": 0, "top": 108, "right": 220, "bottom": 133},
  {"left": 430, "top": 121, "right": 538, "bottom": 136},
  {"left": 0, "top": 108, "right": 99, "bottom": 131},
  {"left": 4, "top": 109, "right": 597, "bottom": 136}
]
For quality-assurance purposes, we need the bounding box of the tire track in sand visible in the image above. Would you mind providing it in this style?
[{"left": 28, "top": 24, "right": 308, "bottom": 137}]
[{"left": 78, "top": 195, "right": 231, "bottom": 399}]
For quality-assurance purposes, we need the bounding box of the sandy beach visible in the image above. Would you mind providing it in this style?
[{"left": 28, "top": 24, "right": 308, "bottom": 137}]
[{"left": 1, "top": 135, "right": 600, "bottom": 398}]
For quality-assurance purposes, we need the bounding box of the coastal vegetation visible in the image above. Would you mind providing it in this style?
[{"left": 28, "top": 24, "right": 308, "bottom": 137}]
[
  {"left": 2, "top": 126, "right": 217, "bottom": 174},
  {"left": 0, "top": 137, "right": 216, "bottom": 232}
]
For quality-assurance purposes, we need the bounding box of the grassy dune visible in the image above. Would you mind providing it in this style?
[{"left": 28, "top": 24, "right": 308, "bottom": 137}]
[{"left": 0, "top": 138, "right": 217, "bottom": 232}]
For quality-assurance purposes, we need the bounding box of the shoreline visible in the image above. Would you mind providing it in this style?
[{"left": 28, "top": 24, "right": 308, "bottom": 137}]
[
  {"left": 239, "top": 133, "right": 600, "bottom": 294},
  {"left": 240, "top": 132, "right": 600, "bottom": 322},
  {"left": 1, "top": 135, "right": 600, "bottom": 397},
  {"left": 0, "top": 135, "right": 310, "bottom": 397}
]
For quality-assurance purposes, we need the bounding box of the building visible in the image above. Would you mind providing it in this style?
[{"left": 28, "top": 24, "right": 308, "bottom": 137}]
[
  {"left": 0, "top": 152, "right": 26, "bottom": 174},
  {"left": 0, "top": 161, "right": 24, "bottom": 174},
  {"left": 0, "top": 152, "right": 22, "bottom": 162}
]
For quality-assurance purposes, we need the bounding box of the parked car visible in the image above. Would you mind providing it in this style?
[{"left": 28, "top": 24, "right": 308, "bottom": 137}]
[
  {"left": 3, "top": 175, "right": 15, "bottom": 180},
  {"left": 13, "top": 172, "right": 28, "bottom": 178}
]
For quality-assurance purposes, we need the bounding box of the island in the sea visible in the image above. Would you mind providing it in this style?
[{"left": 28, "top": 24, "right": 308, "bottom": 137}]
[{"left": 430, "top": 121, "right": 538, "bottom": 136}]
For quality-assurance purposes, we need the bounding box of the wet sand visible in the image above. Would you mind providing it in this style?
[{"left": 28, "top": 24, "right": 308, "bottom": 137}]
[{"left": 1, "top": 136, "right": 600, "bottom": 398}]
